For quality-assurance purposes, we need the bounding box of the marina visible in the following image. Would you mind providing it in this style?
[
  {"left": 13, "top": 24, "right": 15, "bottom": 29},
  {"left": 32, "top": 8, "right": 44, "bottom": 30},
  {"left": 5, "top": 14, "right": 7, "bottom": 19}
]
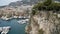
[
  {"left": 0, "top": 19, "right": 27, "bottom": 34},
  {"left": 1, "top": 16, "right": 30, "bottom": 21}
]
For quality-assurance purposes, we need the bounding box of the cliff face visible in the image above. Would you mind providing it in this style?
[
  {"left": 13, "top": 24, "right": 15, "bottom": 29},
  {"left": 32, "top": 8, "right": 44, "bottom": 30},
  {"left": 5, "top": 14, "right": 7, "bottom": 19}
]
[{"left": 25, "top": 11, "right": 60, "bottom": 34}]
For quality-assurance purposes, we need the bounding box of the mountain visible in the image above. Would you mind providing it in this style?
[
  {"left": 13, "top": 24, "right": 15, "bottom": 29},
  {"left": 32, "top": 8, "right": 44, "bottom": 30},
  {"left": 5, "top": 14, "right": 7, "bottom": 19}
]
[
  {"left": 9, "top": 1, "right": 23, "bottom": 6},
  {"left": 9, "top": 0, "right": 60, "bottom": 6},
  {"left": 9, "top": 0, "right": 41, "bottom": 6},
  {"left": 0, "top": 0, "right": 60, "bottom": 8},
  {"left": 0, "top": 5, "right": 7, "bottom": 8}
]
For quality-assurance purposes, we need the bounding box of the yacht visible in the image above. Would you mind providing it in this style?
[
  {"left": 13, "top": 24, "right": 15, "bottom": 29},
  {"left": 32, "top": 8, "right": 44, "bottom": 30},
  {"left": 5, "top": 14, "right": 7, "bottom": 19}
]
[{"left": 17, "top": 19, "right": 29, "bottom": 24}]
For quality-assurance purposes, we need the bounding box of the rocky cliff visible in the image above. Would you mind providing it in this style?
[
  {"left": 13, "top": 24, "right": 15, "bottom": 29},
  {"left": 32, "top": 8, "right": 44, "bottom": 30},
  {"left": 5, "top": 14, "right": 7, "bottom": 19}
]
[{"left": 25, "top": 11, "right": 60, "bottom": 34}]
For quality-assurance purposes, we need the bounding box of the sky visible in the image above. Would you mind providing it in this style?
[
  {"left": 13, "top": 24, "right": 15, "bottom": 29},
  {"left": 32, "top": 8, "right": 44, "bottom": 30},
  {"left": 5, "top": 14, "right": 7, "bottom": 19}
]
[{"left": 0, "top": 0, "right": 22, "bottom": 6}]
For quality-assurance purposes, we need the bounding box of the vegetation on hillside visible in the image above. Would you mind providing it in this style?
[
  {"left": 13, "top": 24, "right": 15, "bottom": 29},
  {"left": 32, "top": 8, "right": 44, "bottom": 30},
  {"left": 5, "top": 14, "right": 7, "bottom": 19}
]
[
  {"left": 38, "top": 29, "right": 44, "bottom": 34},
  {"left": 32, "top": 0, "right": 60, "bottom": 15}
]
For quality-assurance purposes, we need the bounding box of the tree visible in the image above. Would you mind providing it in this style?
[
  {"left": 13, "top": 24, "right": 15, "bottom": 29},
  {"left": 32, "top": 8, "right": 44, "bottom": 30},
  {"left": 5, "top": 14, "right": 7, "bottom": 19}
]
[
  {"left": 32, "top": 0, "right": 60, "bottom": 15},
  {"left": 44, "top": 0, "right": 52, "bottom": 6}
]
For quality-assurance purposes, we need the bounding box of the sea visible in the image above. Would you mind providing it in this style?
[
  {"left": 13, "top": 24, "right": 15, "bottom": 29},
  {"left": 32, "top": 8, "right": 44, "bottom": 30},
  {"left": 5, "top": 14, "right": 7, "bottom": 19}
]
[{"left": 0, "top": 18, "right": 27, "bottom": 34}]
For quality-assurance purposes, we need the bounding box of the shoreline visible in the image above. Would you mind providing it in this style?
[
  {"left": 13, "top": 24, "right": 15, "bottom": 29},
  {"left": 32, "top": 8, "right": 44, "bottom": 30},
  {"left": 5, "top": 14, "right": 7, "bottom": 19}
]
[{"left": 0, "top": 16, "right": 30, "bottom": 21}]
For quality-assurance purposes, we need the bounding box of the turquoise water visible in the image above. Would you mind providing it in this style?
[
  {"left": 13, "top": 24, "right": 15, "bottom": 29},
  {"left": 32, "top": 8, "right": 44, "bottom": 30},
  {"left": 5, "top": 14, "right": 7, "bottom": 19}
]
[{"left": 0, "top": 19, "right": 26, "bottom": 34}]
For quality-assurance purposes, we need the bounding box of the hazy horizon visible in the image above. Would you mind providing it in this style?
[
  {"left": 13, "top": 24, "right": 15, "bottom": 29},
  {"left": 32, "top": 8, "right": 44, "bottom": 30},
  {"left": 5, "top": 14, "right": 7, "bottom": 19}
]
[
  {"left": 0, "top": 0, "right": 60, "bottom": 6},
  {"left": 0, "top": 0, "right": 22, "bottom": 6}
]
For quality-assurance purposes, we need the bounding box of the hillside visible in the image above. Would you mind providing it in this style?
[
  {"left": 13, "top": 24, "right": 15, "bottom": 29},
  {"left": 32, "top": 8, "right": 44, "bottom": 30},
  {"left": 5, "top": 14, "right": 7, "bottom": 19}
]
[{"left": 25, "top": 0, "right": 60, "bottom": 34}]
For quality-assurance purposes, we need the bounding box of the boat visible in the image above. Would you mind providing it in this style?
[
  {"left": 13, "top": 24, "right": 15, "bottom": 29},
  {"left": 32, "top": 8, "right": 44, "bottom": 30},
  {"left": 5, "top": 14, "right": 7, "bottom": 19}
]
[
  {"left": 1, "top": 16, "right": 12, "bottom": 21},
  {"left": 17, "top": 20, "right": 26, "bottom": 24},
  {"left": 1, "top": 16, "right": 9, "bottom": 21},
  {"left": 0, "top": 26, "right": 11, "bottom": 34},
  {"left": 17, "top": 19, "right": 29, "bottom": 24},
  {"left": 18, "top": 16, "right": 23, "bottom": 18},
  {"left": 13, "top": 16, "right": 18, "bottom": 18}
]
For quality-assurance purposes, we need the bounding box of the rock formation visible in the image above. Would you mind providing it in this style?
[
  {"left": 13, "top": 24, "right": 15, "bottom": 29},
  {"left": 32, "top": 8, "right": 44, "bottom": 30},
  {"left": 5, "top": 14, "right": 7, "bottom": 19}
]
[{"left": 25, "top": 11, "right": 60, "bottom": 34}]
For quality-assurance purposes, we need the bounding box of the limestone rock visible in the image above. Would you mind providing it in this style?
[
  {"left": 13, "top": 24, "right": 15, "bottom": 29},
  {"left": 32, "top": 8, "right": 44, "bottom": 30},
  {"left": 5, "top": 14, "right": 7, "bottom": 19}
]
[{"left": 25, "top": 11, "right": 60, "bottom": 34}]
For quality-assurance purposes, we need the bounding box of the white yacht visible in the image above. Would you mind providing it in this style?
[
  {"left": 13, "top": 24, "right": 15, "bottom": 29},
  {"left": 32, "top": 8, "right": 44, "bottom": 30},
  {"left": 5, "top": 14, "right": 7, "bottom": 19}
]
[
  {"left": 17, "top": 19, "right": 29, "bottom": 24},
  {"left": 0, "top": 26, "right": 11, "bottom": 34}
]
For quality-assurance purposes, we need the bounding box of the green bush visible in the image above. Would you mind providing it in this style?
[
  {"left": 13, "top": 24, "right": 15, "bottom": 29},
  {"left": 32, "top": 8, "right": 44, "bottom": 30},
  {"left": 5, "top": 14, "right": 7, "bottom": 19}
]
[
  {"left": 31, "top": 0, "right": 60, "bottom": 15},
  {"left": 31, "top": 9, "right": 37, "bottom": 15},
  {"left": 38, "top": 29, "right": 44, "bottom": 34},
  {"left": 44, "top": 0, "right": 52, "bottom": 6},
  {"left": 32, "top": 0, "right": 60, "bottom": 11}
]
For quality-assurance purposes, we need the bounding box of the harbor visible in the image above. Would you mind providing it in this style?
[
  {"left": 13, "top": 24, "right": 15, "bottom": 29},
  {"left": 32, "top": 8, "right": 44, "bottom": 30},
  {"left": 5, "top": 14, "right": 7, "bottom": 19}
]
[
  {"left": 0, "top": 19, "right": 27, "bottom": 34},
  {"left": 1, "top": 16, "right": 30, "bottom": 21}
]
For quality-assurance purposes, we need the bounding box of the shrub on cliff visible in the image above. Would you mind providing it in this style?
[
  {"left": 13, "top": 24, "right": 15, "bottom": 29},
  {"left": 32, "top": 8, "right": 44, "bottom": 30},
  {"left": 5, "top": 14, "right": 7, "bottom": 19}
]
[
  {"left": 32, "top": 0, "right": 60, "bottom": 12},
  {"left": 32, "top": 9, "right": 36, "bottom": 15},
  {"left": 44, "top": 0, "right": 52, "bottom": 6},
  {"left": 31, "top": 0, "right": 60, "bottom": 15},
  {"left": 38, "top": 29, "right": 44, "bottom": 34}
]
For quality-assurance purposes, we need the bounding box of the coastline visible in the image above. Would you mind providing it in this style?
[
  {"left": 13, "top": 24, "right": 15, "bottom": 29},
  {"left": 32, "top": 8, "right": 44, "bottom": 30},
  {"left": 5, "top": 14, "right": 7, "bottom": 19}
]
[{"left": 0, "top": 16, "right": 30, "bottom": 21}]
